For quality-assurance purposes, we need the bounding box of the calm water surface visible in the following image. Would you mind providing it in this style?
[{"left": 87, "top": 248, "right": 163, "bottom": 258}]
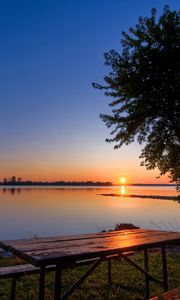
[{"left": 0, "top": 186, "right": 179, "bottom": 240}]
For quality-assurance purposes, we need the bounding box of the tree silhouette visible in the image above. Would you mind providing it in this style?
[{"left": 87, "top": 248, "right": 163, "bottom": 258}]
[
  {"left": 3, "top": 178, "right": 8, "bottom": 185},
  {"left": 17, "top": 177, "right": 22, "bottom": 184},
  {"left": 93, "top": 6, "right": 180, "bottom": 189},
  {"left": 10, "top": 176, "right": 16, "bottom": 184}
]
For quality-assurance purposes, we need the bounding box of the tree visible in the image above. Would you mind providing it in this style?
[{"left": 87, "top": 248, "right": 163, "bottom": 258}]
[
  {"left": 3, "top": 178, "right": 8, "bottom": 185},
  {"left": 93, "top": 6, "right": 180, "bottom": 189},
  {"left": 10, "top": 176, "right": 16, "bottom": 184},
  {"left": 17, "top": 177, "right": 22, "bottom": 184}
]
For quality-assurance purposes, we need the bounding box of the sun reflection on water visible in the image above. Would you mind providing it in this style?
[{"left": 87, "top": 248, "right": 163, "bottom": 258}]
[{"left": 120, "top": 185, "right": 126, "bottom": 195}]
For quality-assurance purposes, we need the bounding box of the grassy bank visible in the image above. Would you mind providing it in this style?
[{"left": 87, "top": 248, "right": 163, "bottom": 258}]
[{"left": 0, "top": 251, "right": 180, "bottom": 300}]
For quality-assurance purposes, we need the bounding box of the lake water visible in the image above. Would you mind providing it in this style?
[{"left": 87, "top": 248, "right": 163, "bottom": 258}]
[{"left": 0, "top": 186, "right": 179, "bottom": 240}]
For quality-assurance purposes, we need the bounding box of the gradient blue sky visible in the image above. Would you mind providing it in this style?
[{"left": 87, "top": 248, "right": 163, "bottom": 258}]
[{"left": 0, "top": 0, "right": 179, "bottom": 183}]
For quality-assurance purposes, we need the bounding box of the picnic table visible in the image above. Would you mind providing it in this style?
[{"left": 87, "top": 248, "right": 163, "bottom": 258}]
[{"left": 0, "top": 229, "right": 180, "bottom": 300}]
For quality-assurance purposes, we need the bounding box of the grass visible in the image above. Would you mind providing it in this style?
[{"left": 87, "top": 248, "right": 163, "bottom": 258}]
[{"left": 0, "top": 251, "right": 180, "bottom": 299}]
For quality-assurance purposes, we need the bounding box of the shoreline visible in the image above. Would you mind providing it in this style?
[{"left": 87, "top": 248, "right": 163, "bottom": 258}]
[{"left": 98, "top": 193, "right": 180, "bottom": 201}]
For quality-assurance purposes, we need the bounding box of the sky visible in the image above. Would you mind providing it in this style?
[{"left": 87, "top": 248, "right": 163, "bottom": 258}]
[{"left": 0, "top": 0, "right": 179, "bottom": 184}]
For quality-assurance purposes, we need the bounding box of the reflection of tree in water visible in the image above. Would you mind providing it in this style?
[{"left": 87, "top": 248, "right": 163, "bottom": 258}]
[{"left": 3, "top": 188, "right": 21, "bottom": 195}]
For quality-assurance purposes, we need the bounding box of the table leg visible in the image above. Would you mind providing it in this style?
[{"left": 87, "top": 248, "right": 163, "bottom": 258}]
[
  {"left": 144, "top": 248, "right": 149, "bottom": 299},
  {"left": 108, "top": 260, "right": 112, "bottom": 285},
  {"left": 10, "top": 277, "right": 17, "bottom": 300},
  {"left": 162, "top": 245, "right": 168, "bottom": 291},
  {"left": 54, "top": 264, "right": 62, "bottom": 300},
  {"left": 39, "top": 266, "right": 45, "bottom": 300}
]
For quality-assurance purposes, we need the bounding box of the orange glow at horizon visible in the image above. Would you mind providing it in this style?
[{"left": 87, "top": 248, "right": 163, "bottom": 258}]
[{"left": 0, "top": 157, "right": 171, "bottom": 185}]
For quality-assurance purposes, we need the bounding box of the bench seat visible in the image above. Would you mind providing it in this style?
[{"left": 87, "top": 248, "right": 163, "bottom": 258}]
[
  {"left": 0, "top": 264, "right": 55, "bottom": 279},
  {"left": 0, "top": 251, "right": 134, "bottom": 279},
  {"left": 150, "top": 287, "right": 180, "bottom": 300}
]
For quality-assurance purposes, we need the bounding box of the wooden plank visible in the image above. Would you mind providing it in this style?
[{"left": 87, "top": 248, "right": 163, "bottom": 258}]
[
  {"left": 7, "top": 232, "right": 180, "bottom": 267},
  {"left": 0, "top": 264, "right": 56, "bottom": 279},
  {"left": 149, "top": 287, "right": 180, "bottom": 300},
  {"left": 17, "top": 231, "right": 180, "bottom": 256},
  {"left": 0, "top": 232, "right": 162, "bottom": 262},
  {"left": 0, "top": 230, "right": 136, "bottom": 246},
  {"left": 1, "top": 230, "right": 175, "bottom": 253},
  {"left": 4, "top": 228, "right": 175, "bottom": 249},
  {"left": 0, "top": 231, "right": 160, "bottom": 253},
  {"left": 0, "top": 233, "right": 177, "bottom": 254},
  {"left": 26, "top": 231, "right": 180, "bottom": 252},
  {"left": 1, "top": 230, "right": 180, "bottom": 267},
  {"left": 19, "top": 235, "right": 178, "bottom": 261},
  {"left": 0, "top": 229, "right": 151, "bottom": 248},
  {"left": 0, "top": 264, "right": 38, "bottom": 278}
]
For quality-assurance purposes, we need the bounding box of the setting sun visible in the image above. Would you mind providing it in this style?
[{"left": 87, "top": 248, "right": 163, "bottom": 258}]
[{"left": 120, "top": 177, "right": 126, "bottom": 184}]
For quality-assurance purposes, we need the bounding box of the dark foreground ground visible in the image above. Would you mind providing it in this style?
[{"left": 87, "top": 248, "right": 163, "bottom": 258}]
[{"left": 0, "top": 251, "right": 180, "bottom": 300}]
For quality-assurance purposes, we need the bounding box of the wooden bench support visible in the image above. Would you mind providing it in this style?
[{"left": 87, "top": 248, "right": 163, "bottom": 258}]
[
  {"left": 151, "top": 246, "right": 170, "bottom": 300},
  {"left": 119, "top": 252, "right": 163, "bottom": 285},
  {"left": 60, "top": 257, "right": 104, "bottom": 300},
  {"left": 54, "top": 264, "right": 62, "bottom": 300},
  {"left": 0, "top": 253, "right": 134, "bottom": 300},
  {"left": 108, "top": 260, "right": 112, "bottom": 285},
  {"left": 161, "top": 246, "right": 168, "bottom": 292},
  {"left": 39, "top": 266, "right": 45, "bottom": 300},
  {"left": 10, "top": 277, "right": 17, "bottom": 300},
  {"left": 0, "top": 264, "right": 50, "bottom": 300},
  {"left": 144, "top": 248, "right": 149, "bottom": 300}
]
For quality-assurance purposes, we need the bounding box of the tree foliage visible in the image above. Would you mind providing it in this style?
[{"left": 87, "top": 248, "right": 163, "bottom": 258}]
[{"left": 93, "top": 6, "right": 180, "bottom": 188}]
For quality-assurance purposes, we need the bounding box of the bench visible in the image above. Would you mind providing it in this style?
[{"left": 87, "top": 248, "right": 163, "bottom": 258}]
[
  {"left": 0, "top": 251, "right": 134, "bottom": 299},
  {"left": 0, "top": 264, "right": 56, "bottom": 300},
  {"left": 150, "top": 287, "right": 180, "bottom": 300}
]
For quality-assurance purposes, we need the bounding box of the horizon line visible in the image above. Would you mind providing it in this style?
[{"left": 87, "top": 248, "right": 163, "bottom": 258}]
[{"left": 0, "top": 181, "right": 176, "bottom": 186}]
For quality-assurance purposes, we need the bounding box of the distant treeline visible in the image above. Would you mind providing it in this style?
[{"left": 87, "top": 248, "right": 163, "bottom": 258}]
[
  {"left": 0, "top": 176, "right": 176, "bottom": 187},
  {"left": 0, "top": 176, "right": 112, "bottom": 186}
]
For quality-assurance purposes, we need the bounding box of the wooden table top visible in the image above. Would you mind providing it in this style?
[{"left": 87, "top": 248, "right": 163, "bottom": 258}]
[{"left": 1, "top": 229, "right": 180, "bottom": 267}]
